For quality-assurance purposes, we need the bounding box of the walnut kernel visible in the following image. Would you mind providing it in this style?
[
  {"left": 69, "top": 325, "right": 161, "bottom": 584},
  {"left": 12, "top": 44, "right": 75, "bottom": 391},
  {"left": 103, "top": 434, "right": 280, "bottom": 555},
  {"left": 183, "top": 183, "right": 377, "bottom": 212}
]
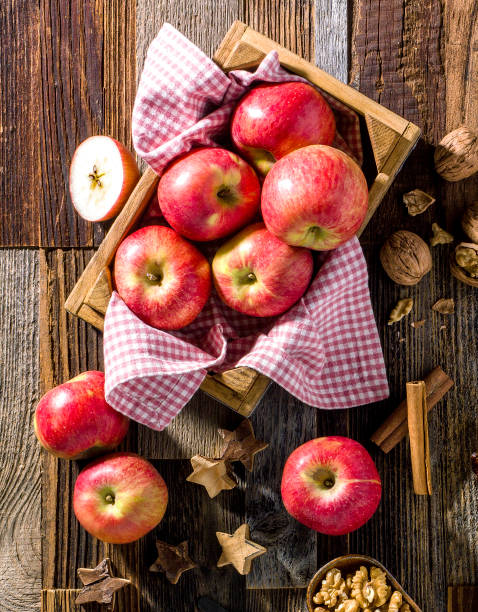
[
  {"left": 314, "top": 568, "right": 348, "bottom": 608},
  {"left": 402, "top": 189, "right": 435, "bottom": 216},
  {"left": 388, "top": 298, "right": 413, "bottom": 325},
  {"left": 434, "top": 126, "right": 478, "bottom": 182},
  {"left": 455, "top": 243, "right": 478, "bottom": 277},
  {"left": 388, "top": 591, "right": 403, "bottom": 611},
  {"left": 430, "top": 222, "right": 454, "bottom": 246},
  {"left": 380, "top": 231, "right": 432, "bottom": 286}
]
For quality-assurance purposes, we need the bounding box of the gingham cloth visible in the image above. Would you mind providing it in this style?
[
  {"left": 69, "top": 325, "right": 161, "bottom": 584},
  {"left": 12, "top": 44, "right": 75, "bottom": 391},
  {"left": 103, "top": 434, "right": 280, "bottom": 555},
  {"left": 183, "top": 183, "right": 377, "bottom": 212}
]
[{"left": 103, "top": 24, "right": 389, "bottom": 431}]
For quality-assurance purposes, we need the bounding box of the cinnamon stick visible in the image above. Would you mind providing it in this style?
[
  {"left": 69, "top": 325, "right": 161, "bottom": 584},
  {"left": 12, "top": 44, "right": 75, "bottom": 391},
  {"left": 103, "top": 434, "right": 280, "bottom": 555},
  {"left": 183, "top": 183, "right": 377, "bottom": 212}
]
[
  {"left": 406, "top": 381, "right": 432, "bottom": 495},
  {"left": 371, "top": 366, "right": 453, "bottom": 453}
]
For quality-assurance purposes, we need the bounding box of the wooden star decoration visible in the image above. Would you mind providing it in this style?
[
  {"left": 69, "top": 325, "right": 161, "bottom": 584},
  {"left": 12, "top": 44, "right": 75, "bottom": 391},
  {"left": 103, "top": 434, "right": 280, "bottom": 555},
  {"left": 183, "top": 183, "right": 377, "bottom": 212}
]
[
  {"left": 216, "top": 524, "right": 267, "bottom": 575},
  {"left": 186, "top": 455, "right": 237, "bottom": 498},
  {"left": 218, "top": 419, "right": 269, "bottom": 471},
  {"left": 75, "top": 558, "right": 130, "bottom": 607},
  {"left": 149, "top": 540, "right": 198, "bottom": 584}
]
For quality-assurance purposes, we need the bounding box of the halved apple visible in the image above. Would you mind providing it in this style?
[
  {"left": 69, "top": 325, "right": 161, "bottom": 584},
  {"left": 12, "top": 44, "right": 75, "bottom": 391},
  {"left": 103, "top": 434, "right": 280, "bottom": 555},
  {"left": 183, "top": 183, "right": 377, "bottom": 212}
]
[{"left": 69, "top": 135, "right": 140, "bottom": 222}]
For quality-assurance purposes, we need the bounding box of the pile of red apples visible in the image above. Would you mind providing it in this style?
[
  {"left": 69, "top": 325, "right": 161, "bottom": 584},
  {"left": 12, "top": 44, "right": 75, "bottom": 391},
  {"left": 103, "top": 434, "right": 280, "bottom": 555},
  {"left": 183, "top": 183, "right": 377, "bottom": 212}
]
[
  {"left": 70, "top": 81, "right": 369, "bottom": 330},
  {"left": 40, "top": 81, "right": 377, "bottom": 546}
]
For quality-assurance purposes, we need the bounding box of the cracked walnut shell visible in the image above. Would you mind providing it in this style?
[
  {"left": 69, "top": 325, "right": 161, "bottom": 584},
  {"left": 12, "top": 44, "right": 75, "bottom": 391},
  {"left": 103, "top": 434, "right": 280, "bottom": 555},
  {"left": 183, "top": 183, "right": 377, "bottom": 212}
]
[
  {"left": 402, "top": 189, "right": 435, "bottom": 216},
  {"left": 380, "top": 231, "right": 432, "bottom": 285}
]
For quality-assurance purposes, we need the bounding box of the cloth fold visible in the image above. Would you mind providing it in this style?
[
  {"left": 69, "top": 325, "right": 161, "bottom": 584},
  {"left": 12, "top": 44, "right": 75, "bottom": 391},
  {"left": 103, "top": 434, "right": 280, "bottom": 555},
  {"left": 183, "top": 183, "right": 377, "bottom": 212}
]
[{"left": 103, "top": 23, "right": 389, "bottom": 431}]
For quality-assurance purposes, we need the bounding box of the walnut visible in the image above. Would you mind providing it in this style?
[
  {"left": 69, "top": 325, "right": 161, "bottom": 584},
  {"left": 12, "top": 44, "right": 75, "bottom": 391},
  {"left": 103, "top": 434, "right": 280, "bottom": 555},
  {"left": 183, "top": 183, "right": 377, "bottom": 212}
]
[
  {"left": 462, "top": 202, "right": 478, "bottom": 243},
  {"left": 380, "top": 231, "right": 432, "bottom": 285},
  {"left": 430, "top": 222, "right": 454, "bottom": 246},
  {"left": 434, "top": 126, "right": 478, "bottom": 182},
  {"left": 351, "top": 566, "right": 391, "bottom": 609},
  {"left": 314, "top": 568, "right": 349, "bottom": 608},
  {"left": 399, "top": 605, "right": 411, "bottom": 612},
  {"left": 388, "top": 298, "right": 413, "bottom": 325},
  {"left": 432, "top": 298, "right": 454, "bottom": 314},
  {"left": 402, "top": 189, "right": 435, "bottom": 216},
  {"left": 450, "top": 242, "right": 478, "bottom": 287}
]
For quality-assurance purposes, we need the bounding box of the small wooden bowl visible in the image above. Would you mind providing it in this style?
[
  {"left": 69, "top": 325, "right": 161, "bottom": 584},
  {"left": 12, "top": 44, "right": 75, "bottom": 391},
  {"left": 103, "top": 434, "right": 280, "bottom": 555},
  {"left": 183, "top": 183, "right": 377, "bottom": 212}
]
[{"left": 306, "top": 554, "right": 422, "bottom": 612}]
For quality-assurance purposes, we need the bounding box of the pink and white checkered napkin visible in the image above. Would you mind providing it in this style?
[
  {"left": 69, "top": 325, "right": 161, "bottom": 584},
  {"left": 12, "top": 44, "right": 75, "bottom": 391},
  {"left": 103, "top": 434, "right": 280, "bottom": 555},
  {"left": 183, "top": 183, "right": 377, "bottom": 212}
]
[{"left": 103, "top": 24, "right": 389, "bottom": 431}]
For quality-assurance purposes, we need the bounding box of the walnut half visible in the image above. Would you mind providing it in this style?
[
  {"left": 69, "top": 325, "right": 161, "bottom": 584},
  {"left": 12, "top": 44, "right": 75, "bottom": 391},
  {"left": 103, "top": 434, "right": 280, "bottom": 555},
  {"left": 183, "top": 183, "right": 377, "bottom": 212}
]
[{"left": 450, "top": 242, "right": 478, "bottom": 287}]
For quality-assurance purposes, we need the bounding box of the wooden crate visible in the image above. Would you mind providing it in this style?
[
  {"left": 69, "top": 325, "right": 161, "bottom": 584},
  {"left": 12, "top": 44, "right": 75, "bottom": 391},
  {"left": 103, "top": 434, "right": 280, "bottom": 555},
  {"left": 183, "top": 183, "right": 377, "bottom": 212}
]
[{"left": 65, "top": 20, "right": 421, "bottom": 416}]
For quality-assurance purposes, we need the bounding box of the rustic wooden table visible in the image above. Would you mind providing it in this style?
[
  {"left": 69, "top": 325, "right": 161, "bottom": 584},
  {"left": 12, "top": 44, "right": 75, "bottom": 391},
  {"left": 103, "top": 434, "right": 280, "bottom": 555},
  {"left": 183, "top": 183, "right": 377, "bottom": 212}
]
[{"left": 1, "top": 2, "right": 477, "bottom": 611}]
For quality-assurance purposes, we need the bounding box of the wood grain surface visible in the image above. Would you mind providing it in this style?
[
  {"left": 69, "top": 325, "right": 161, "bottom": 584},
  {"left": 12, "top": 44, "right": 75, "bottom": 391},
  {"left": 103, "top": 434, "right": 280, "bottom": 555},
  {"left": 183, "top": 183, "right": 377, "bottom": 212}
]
[
  {"left": 352, "top": 1, "right": 478, "bottom": 610},
  {"left": 0, "top": 1, "right": 135, "bottom": 247},
  {"left": 0, "top": 251, "right": 41, "bottom": 610},
  {"left": 1, "top": 1, "right": 478, "bottom": 611}
]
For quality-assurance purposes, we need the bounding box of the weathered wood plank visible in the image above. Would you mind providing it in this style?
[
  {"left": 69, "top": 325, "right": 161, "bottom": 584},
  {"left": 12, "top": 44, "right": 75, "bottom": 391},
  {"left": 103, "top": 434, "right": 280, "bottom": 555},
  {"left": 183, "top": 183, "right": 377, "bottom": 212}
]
[
  {"left": 138, "top": 460, "right": 245, "bottom": 611},
  {"left": 352, "top": 2, "right": 478, "bottom": 610},
  {"left": 38, "top": 0, "right": 104, "bottom": 247},
  {"left": 0, "top": 3, "right": 42, "bottom": 246},
  {"left": 1, "top": 1, "right": 136, "bottom": 247},
  {"left": 0, "top": 250, "right": 41, "bottom": 610},
  {"left": 315, "top": 0, "right": 348, "bottom": 83},
  {"left": 245, "top": 389, "right": 317, "bottom": 589},
  {"left": 247, "top": 588, "right": 307, "bottom": 611},
  {"left": 238, "top": 1, "right": 318, "bottom": 589},
  {"left": 39, "top": 248, "right": 139, "bottom": 612},
  {"left": 136, "top": 0, "right": 244, "bottom": 77},
  {"left": 134, "top": 0, "right": 252, "bottom": 462}
]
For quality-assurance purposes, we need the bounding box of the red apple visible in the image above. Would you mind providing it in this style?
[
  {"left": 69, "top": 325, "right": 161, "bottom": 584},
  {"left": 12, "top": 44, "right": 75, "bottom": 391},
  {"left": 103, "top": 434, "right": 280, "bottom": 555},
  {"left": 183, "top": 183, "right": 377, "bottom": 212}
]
[
  {"left": 73, "top": 452, "right": 168, "bottom": 544},
  {"left": 157, "top": 147, "right": 261, "bottom": 241},
  {"left": 261, "top": 145, "right": 369, "bottom": 250},
  {"left": 34, "top": 371, "right": 129, "bottom": 460},
  {"left": 212, "top": 222, "right": 313, "bottom": 317},
  {"left": 281, "top": 436, "right": 381, "bottom": 536},
  {"left": 114, "top": 225, "right": 211, "bottom": 329},
  {"left": 140, "top": 192, "right": 163, "bottom": 225},
  {"left": 69, "top": 135, "right": 140, "bottom": 221},
  {"left": 231, "top": 82, "right": 335, "bottom": 175}
]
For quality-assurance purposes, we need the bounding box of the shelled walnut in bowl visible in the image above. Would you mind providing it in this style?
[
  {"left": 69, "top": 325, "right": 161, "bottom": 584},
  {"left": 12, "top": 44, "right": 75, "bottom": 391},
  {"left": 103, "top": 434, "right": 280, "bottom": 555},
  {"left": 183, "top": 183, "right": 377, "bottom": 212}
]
[{"left": 307, "top": 555, "right": 421, "bottom": 612}]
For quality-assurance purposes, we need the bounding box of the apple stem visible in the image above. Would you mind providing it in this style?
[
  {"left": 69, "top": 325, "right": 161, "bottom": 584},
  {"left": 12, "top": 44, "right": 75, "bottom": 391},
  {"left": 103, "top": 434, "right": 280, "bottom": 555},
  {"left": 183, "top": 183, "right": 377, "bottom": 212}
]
[{"left": 216, "top": 185, "right": 237, "bottom": 206}]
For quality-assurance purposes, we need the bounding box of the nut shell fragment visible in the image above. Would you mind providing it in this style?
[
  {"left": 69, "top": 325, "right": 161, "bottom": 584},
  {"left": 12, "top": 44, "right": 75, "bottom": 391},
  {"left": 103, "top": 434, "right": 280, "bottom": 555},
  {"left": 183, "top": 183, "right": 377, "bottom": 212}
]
[
  {"left": 380, "top": 231, "right": 432, "bottom": 285},
  {"left": 430, "top": 223, "right": 454, "bottom": 246},
  {"left": 402, "top": 189, "right": 435, "bottom": 216},
  {"left": 432, "top": 298, "right": 454, "bottom": 314},
  {"left": 434, "top": 126, "right": 478, "bottom": 182}
]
